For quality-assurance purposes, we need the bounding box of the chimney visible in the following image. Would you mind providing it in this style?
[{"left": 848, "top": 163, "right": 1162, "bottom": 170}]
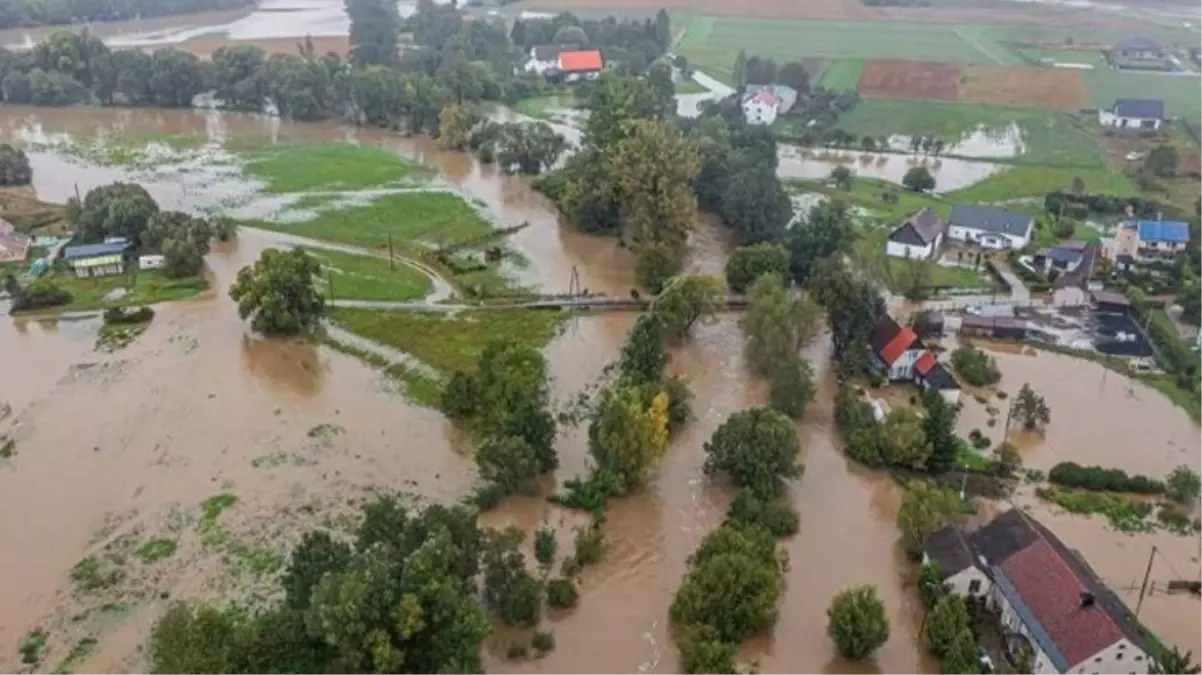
[{"left": 1079, "top": 591, "right": 1096, "bottom": 608}]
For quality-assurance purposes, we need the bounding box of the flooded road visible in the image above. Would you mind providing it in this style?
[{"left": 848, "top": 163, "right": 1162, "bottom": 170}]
[{"left": 0, "top": 104, "right": 1196, "bottom": 672}]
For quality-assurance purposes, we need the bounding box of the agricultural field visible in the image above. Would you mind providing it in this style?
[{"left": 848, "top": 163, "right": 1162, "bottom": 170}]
[
  {"left": 1083, "top": 69, "right": 1202, "bottom": 120},
  {"left": 816, "top": 59, "right": 861, "bottom": 91},
  {"left": 856, "top": 60, "right": 961, "bottom": 100},
  {"left": 1014, "top": 47, "right": 1108, "bottom": 67},
  {"left": 959, "top": 65, "right": 1091, "bottom": 109}
]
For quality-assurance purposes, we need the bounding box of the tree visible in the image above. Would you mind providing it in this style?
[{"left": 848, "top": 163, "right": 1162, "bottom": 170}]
[
  {"left": 902, "top": 166, "right": 936, "bottom": 192},
  {"left": 880, "top": 407, "right": 930, "bottom": 469},
  {"left": 670, "top": 525, "right": 782, "bottom": 643},
  {"left": 476, "top": 436, "right": 542, "bottom": 498},
  {"left": 1165, "top": 465, "right": 1201, "bottom": 505},
  {"left": 1144, "top": 144, "right": 1179, "bottom": 178},
  {"left": 436, "top": 104, "right": 477, "bottom": 150},
  {"left": 584, "top": 72, "right": 664, "bottom": 150},
  {"left": 551, "top": 24, "right": 587, "bottom": 45},
  {"left": 2, "top": 71, "right": 30, "bottom": 103},
  {"left": 647, "top": 60, "right": 676, "bottom": 118},
  {"left": 1150, "top": 646, "right": 1201, "bottom": 674},
  {"left": 826, "top": 585, "right": 890, "bottom": 660},
  {"left": 725, "top": 243, "right": 790, "bottom": 294},
  {"left": 653, "top": 9, "right": 672, "bottom": 51},
  {"left": 742, "top": 272, "right": 821, "bottom": 376},
  {"left": 148, "top": 49, "right": 205, "bottom": 107},
  {"left": 924, "top": 594, "right": 971, "bottom": 657},
  {"left": 618, "top": 313, "right": 668, "bottom": 385},
  {"left": 346, "top": 0, "right": 400, "bottom": 66},
  {"left": 282, "top": 531, "right": 352, "bottom": 610},
  {"left": 228, "top": 248, "right": 325, "bottom": 336},
  {"left": 788, "top": 199, "right": 855, "bottom": 286},
  {"left": 652, "top": 274, "right": 725, "bottom": 339},
  {"left": 0, "top": 143, "right": 32, "bottom": 185},
  {"left": 76, "top": 182, "right": 159, "bottom": 243},
  {"left": 732, "top": 50, "right": 747, "bottom": 89},
  {"left": 923, "top": 390, "right": 960, "bottom": 473},
  {"left": 950, "top": 345, "right": 1001, "bottom": 386},
  {"left": 775, "top": 60, "right": 810, "bottom": 93},
  {"left": 942, "top": 629, "right": 982, "bottom": 675},
  {"left": 916, "top": 561, "right": 945, "bottom": 608},
  {"left": 1069, "top": 175, "right": 1086, "bottom": 196},
  {"left": 703, "top": 406, "right": 802, "bottom": 497},
  {"left": 611, "top": 118, "right": 700, "bottom": 255},
  {"left": 830, "top": 165, "right": 854, "bottom": 190},
  {"left": 482, "top": 528, "right": 542, "bottom": 626},
  {"left": 494, "top": 122, "right": 567, "bottom": 174},
  {"left": 1012, "top": 383, "right": 1050, "bottom": 431},
  {"left": 588, "top": 385, "right": 670, "bottom": 492},
  {"left": 769, "top": 356, "right": 816, "bottom": 420},
  {"left": 720, "top": 166, "right": 793, "bottom": 244},
  {"left": 897, "top": 480, "right": 961, "bottom": 557},
  {"left": 809, "top": 259, "right": 884, "bottom": 378},
  {"left": 677, "top": 624, "right": 737, "bottom": 674}
]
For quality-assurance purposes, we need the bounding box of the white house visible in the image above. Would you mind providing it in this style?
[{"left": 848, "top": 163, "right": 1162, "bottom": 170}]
[
  {"left": 925, "top": 510, "right": 1155, "bottom": 675},
  {"left": 946, "top": 204, "right": 1034, "bottom": 250},
  {"left": 523, "top": 44, "right": 576, "bottom": 75},
  {"left": 139, "top": 254, "right": 166, "bottom": 270},
  {"left": 741, "top": 89, "right": 781, "bottom": 126},
  {"left": 1098, "top": 98, "right": 1165, "bottom": 131},
  {"left": 886, "top": 207, "right": 946, "bottom": 259},
  {"left": 867, "top": 315, "right": 960, "bottom": 405}
]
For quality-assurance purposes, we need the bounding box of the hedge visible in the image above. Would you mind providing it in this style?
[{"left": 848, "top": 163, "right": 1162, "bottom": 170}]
[
  {"left": 1048, "top": 461, "right": 1164, "bottom": 495},
  {"left": 1127, "top": 287, "right": 1200, "bottom": 389}
]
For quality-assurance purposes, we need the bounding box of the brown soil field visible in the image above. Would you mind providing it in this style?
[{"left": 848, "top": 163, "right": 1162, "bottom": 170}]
[
  {"left": 516, "top": 0, "right": 886, "bottom": 19},
  {"left": 959, "top": 65, "right": 1090, "bottom": 109},
  {"left": 857, "top": 60, "right": 962, "bottom": 100}
]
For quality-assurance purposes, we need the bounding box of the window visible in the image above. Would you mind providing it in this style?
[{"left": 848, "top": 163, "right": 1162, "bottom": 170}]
[
  {"left": 968, "top": 579, "right": 982, "bottom": 594},
  {"left": 1117, "top": 653, "right": 1123, "bottom": 661},
  {"left": 1135, "top": 656, "right": 1144, "bottom": 662},
  {"left": 1095, "top": 658, "right": 1102, "bottom": 663}
]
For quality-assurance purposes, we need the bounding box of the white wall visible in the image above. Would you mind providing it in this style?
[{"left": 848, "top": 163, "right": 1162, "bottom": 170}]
[
  {"left": 523, "top": 57, "right": 557, "bottom": 74},
  {"left": 945, "top": 566, "right": 992, "bottom": 600},
  {"left": 886, "top": 240, "right": 935, "bottom": 259},
  {"left": 1067, "top": 639, "right": 1151, "bottom": 675},
  {"left": 888, "top": 347, "right": 924, "bottom": 380},
  {"left": 1097, "top": 109, "right": 1161, "bottom": 130},
  {"left": 742, "top": 99, "right": 777, "bottom": 125},
  {"left": 948, "top": 225, "right": 1029, "bottom": 250}
]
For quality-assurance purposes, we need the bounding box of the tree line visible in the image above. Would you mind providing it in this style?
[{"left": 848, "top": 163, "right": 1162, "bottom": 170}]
[
  {"left": 0, "top": 0, "right": 250, "bottom": 30},
  {"left": 509, "top": 9, "right": 671, "bottom": 76}
]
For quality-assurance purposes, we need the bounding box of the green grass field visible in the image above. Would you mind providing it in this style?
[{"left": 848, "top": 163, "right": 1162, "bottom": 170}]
[
  {"left": 33, "top": 269, "right": 209, "bottom": 313},
  {"left": 248, "top": 192, "right": 494, "bottom": 251},
  {"left": 1083, "top": 70, "right": 1202, "bottom": 120},
  {"left": 789, "top": 177, "right": 949, "bottom": 222},
  {"left": 513, "top": 92, "right": 580, "bottom": 120},
  {"left": 886, "top": 257, "right": 995, "bottom": 290},
  {"left": 945, "top": 164, "right": 1137, "bottom": 203},
  {"left": 834, "top": 98, "right": 1108, "bottom": 167},
  {"left": 966, "top": 22, "right": 1198, "bottom": 47},
  {"left": 1015, "top": 47, "right": 1108, "bottom": 67},
  {"left": 817, "top": 59, "right": 864, "bottom": 91},
  {"left": 241, "top": 143, "right": 429, "bottom": 193},
  {"left": 305, "top": 248, "right": 433, "bottom": 302},
  {"left": 676, "top": 16, "right": 1002, "bottom": 69}
]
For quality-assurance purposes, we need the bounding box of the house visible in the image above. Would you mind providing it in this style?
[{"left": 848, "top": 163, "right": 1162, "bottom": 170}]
[
  {"left": 946, "top": 204, "right": 1033, "bottom": 250},
  {"left": 1091, "top": 290, "right": 1131, "bottom": 315},
  {"left": 558, "top": 48, "right": 603, "bottom": 82},
  {"left": 741, "top": 89, "right": 781, "bottom": 125},
  {"left": 869, "top": 315, "right": 960, "bottom": 401},
  {"left": 523, "top": 44, "right": 578, "bottom": 75},
  {"left": 62, "top": 241, "right": 131, "bottom": 278},
  {"left": 914, "top": 351, "right": 961, "bottom": 404},
  {"left": 746, "top": 84, "right": 798, "bottom": 113},
  {"left": 1033, "top": 240, "right": 1089, "bottom": 275},
  {"left": 886, "top": 207, "right": 946, "bottom": 259},
  {"left": 924, "top": 510, "right": 1155, "bottom": 675},
  {"left": 1104, "top": 220, "right": 1190, "bottom": 265},
  {"left": 1098, "top": 99, "right": 1165, "bottom": 131},
  {"left": 1113, "top": 37, "right": 1161, "bottom": 59},
  {"left": 0, "top": 218, "right": 29, "bottom": 263},
  {"left": 139, "top": 254, "right": 166, "bottom": 270}
]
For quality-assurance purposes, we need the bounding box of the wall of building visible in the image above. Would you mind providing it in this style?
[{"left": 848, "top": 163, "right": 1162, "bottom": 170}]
[
  {"left": 1067, "top": 639, "right": 1150, "bottom": 675},
  {"left": 1097, "top": 109, "right": 1161, "bottom": 130},
  {"left": 945, "top": 566, "right": 992, "bottom": 600},
  {"left": 886, "top": 239, "right": 934, "bottom": 259},
  {"left": 743, "top": 100, "right": 777, "bottom": 125},
  {"left": 948, "top": 225, "right": 1028, "bottom": 250},
  {"left": 888, "top": 348, "right": 924, "bottom": 380}
]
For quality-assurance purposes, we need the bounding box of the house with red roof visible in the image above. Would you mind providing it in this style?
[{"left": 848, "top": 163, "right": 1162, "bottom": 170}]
[
  {"left": 870, "top": 314, "right": 960, "bottom": 402},
  {"left": 557, "top": 49, "right": 603, "bottom": 82},
  {"left": 923, "top": 510, "right": 1155, "bottom": 674}
]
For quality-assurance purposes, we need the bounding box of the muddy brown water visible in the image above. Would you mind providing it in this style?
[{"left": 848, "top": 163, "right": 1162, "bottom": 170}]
[{"left": 0, "top": 105, "right": 1196, "bottom": 672}]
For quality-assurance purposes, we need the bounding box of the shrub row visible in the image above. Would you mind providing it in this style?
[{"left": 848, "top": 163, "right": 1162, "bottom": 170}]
[{"left": 1048, "top": 461, "right": 1164, "bottom": 495}]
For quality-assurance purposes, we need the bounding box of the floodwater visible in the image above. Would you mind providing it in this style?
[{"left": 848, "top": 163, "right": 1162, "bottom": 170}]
[
  {"left": 0, "top": 104, "right": 1196, "bottom": 672},
  {"left": 882, "top": 124, "right": 1027, "bottom": 160},
  {"left": 777, "top": 144, "right": 1006, "bottom": 193}
]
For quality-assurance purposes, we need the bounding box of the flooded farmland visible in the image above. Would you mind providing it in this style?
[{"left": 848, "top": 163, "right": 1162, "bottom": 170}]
[{"left": 0, "top": 104, "right": 1197, "bottom": 673}]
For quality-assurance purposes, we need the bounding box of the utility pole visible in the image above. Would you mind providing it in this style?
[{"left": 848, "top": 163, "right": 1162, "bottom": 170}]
[
  {"left": 388, "top": 234, "right": 395, "bottom": 270},
  {"left": 1135, "top": 545, "right": 1157, "bottom": 618},
  {"left": 1001, "top": 399, "right": 1015, "bottom": 445},
  {"left": 327, "top": 268, "right": 335, "bottom": 304}
]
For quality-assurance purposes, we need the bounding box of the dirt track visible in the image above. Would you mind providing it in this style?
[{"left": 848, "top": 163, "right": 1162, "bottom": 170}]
[
  {"left": 858, "top": 60, "right": 962, "bottom": 100},
  {"left": 959, "top": 65, "right": 1090, "bottom": 109}
]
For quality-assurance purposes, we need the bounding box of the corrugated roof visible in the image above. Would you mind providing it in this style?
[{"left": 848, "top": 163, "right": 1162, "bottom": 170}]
[
  {"left": 998, "top": 539, "right": 1125, "bottom": 669},
  {"left": 1136, "top": 220, "right": 1190, "bottom": 243},
  {"left": 1115, "top": 36, "right": 1159, "bottom": 52},
  {"left": 71, "top": 254, "right": 124, "bottom": 268},
  {"left": 1091, "top": 290, "right": 1130, "bottom": 307},
  {"left": 559, "top": 49, "right": 603, "bottom": 72},
  {"left": 63, "top": 241, "right": 130, "bottom": 260},
  {"left": 949, "top": 204, "right": 1032, "bottom": 238},
  {"left": 532, "top": 44, "right": 578, "bottom": 61},
  {"left": 1113, "top": 98, "right": 1165, "bottom": 119}
]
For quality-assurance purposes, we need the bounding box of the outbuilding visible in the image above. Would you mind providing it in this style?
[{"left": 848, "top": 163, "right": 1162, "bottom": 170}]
[
  {"left": 63, "top": 241, "right": 131, "bottom": 278},
  {"left": 1091, "top": 290, "right": 1131, "bottom": 314},
  {"left": 1098, "top": 98, "right": 1165, "bottom": 131}
]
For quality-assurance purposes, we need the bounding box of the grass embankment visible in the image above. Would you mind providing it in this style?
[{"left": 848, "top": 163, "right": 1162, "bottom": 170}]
[
  {"left": 304, "top": 247, "right": 432, "bottom": 302},
  {"left": 327, "top": 307, "right": 569, "bottom": 406},
  {"left": 241, "top": 142, "right": 430, "bottom": 193},
  {"left": 1036, "top": 485, "right": 1200, "bottom": 536},
  {"left": 23, "top": 270, "right": 208, "bottom": 314}
]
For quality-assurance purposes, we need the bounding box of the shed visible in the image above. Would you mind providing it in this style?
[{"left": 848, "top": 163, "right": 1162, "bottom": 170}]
[
  {"left": 960, "top": 315, "right": 1028, "bottom": 340},
  {"left": 1091, "top": 290, "right": 1130, "bottom": 314}
]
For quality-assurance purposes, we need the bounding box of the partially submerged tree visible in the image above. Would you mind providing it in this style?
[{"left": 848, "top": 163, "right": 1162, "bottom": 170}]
[
  {"left": 1012, "top": 383, "right": 1050, "bottom": 431},
  {"left": 703, "top": 406, "right": 802, "bottom": 497},
  {"left": 902, "top": 166, "right": 935, "bottom": 193},
  {"left": 725, "top": 243, "right": 790, "bottom": 294},
  {"left": 826, "top": 585, "right": 890, "bottom": 660},
  {"left": 229, "top": 248, "right": 325, "bottom": 336},
  {"left": 897, "top": 480, "right": 962, "bottom": 557},
  {"left": 651, "top": 274, "right": 725, "bottom": 339}
]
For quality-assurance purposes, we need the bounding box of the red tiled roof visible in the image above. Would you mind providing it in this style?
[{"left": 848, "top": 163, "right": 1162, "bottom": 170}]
[
  {"left": 999, "top": 539, "right": 1124, "bottom": 667},
  {"left": 879, "top": 327, "right": 917, "bottom": 365},
  {"left": 559, "top": 50, "right": 603, "bottom": 72},
  {"left": 914, "top": 351, "right": 937, "bottom": 375}
]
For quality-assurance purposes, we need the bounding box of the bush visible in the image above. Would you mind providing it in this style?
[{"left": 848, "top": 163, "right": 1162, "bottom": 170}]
[
  {"left": 570, "top": 523, "right": 606, "bottom": 567},
  {"left": 725, "top": 243, "right": 790, "bottom": 294},
  {"left": 532, "top": 631, "right": 555, "bottom": 653},
  {"left": 967, "top": 429, "right": 991, "bottom": 450},
  {"left": 1166, "top": 465, "right": 1202, "bottom": 505},
  {"left": 950, "top": 345, "right": 1001, "bottom": 386},
  {"left": 546, "top": 577, "right": 579, "bottom": 608},
  {"left": 103, "top": 305, "right": 154, "bottom": 324},
  {"left": 725, "top": 491, "right": 800, "bottom": 538},
  {"left": 534, "top": 527, "right": 557, "bottom": 567},
  {"left": 10, "top": 277, "right": 71, "bottom": 312},
  {"left": 1048, "top": 461, "right": 1165, "bottom": 495},
  {"left": 677, "top": 624, "right": 738, "bottom": 674},
  {"left": 826, "top": 585, "right": 890, "bottom": 660}
]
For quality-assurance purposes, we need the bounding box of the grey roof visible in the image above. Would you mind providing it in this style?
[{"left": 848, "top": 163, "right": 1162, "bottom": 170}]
[
  {"left": 891, "top": 207, "right": 945, "bottom": 245},
  {"left": 1091, "top": 290, "right": 1130, "bottom": 307},
  {"left": 532, "top": 44, "right": 579, "bottom": 61},
  {"left": 1115, "top": 36, "right": 1160, "bottom": 52},
  {"left": 1113, "top": 98, "right": 1165, "bottom": 119},
  {"left": 924, "top": 526, "right": 975, "bottom": 577},
  {"left": 63, "top": 241, "right": 130, "bottom": 260},
  {"left": 948, "top": 204, "right": 1033, "bottom": 238},
  {"left": 1045, "top": 246, "right": 1085, "bottom": 264},
  {"left": 923, "top": 362, "right": 958, "bottom": 390}
]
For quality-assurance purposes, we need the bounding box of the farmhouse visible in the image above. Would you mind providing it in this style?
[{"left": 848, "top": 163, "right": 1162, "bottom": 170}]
[
  {"left": 558, "top": 49, "right": 603, "bottom": 82},
  {"left": 1113, "top": 37, "right": 1161, "bottom": 59},
  {"left": 1098, "top": 98, "right": 1165, "bottom": 131},
  {"left": 946, "top": 204, "right": 1033, "bottom": 250},
  {"left": 742, "top": 89, "right": 781, "bottom": 125},
  {"left": 1032, "top": 240, "right": 1090, "bottom": 276},
  {"left": 0, "top": 218, "right": 29, "bottom": 263},
  {"left": 913, "top": 351, "right": 960, "bottom": 404},
  {"left": 62, "top": 240, "right": 131, "bottom": 279},
  {"left": 523, "top": 44, "right": 578, "bottom": 75},
  {"left": 886, "top": 207, "right": 946, "bottom": 259},
  {"left": 868, "top": 315, "right": 960, "bottom": 401},
  {"left": 924, "top": 510, "right": 1154, "bottom": 675}
]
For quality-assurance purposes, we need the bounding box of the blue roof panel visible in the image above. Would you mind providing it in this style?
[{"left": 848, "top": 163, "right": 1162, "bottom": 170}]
[
  {"left": 63, "top": 242, "right": 131, "bottom": 260},
  {"left": 1136, "top": 220, "right": 1190, "bottom": 244}
]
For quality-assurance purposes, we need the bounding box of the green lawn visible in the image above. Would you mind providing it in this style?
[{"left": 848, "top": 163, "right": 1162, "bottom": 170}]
[
  {"left": 33, "top": 269, "right": 208, "bottom": 313},
  {"left": 1084, "top": 69, "right": 1202, "bottom": 121},
  {"left": 967, "top": 23, "right": 1198, "bottom": 47},
  {"left": 328, "top": 308, "right": 568, "bottom": 377},
  {"left": 817, "top": 59, "right": 864, "bottom": 91},
  {"left": 304, "top": 248, "right": 432, "bottom": 302},
  {"left": 676, "top": 15, "right": 1000, "bottom": 67},
  {"left": 513, "top": 93, "right": 580, "bottom": 120},
  {"left": 945, "top": 164, "right": 1137, "bottom": 203},
  {"left": 789, "top": 177, "right": 948, "bottom": 222},
  {"left": 240, "top": 143, "right": 429, "bottom": 193},
  {"left": 886, "top": 257, "right": 994, "bottom": 290},
  {"left": 1016, "top": 47, "right": 1108, "bottom": 67},
  {"left": 1030, "top": 219, "right": 1103, "bottom": 248},
  {"left": 676, "top": 77, "right": 711, "bottom": 94},
  {"left": 248, "top": 192, "right": 495, "bottom": 251},
  {"left": 834, "top": 98, "right": 1108, "bottom": 167}
]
